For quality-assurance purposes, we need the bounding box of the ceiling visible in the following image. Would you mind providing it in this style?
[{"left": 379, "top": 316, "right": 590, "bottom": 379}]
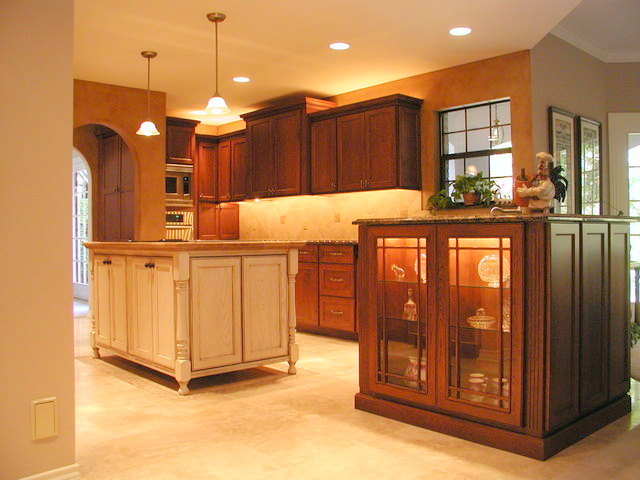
[
  {"left": 553, "top": 0, "right": 640, "bottom": 63},
  {"left": 74, "top": 0, "right": 582, "bottom": 126}
]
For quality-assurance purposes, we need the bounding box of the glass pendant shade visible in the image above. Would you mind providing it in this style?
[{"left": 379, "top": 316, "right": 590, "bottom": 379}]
[
  {"left": 136, "top": 120, "right": 160, "bottom": 136},
  {"left": 205, "top": 94, "right": 230, "bottom": 115}
]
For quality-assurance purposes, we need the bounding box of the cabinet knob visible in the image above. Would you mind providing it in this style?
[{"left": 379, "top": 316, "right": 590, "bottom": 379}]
[
  {"left": 330, "top": 181, "right": 336, "bottom": 189},
  {"left": 149, "top": 263, "right": 155, "bottom": 269},
  {"left": 199, "top": 193, "right": 204, "bottom": 198},
  {"left": 102, "top": 259, "right": 111, "bottom": 265}
]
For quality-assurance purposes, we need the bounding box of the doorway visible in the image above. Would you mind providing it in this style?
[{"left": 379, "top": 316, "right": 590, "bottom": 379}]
[{"left": 73, "top": 148, "right": 91, "bottom": 301}]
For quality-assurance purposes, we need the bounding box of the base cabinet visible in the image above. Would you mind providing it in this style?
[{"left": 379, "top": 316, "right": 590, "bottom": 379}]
[
  {"left": 356, "top": 218, "right": 631, "bottom": 459},
  {"left": 88, "top": 243, "right": 301, "bottom": 395}
]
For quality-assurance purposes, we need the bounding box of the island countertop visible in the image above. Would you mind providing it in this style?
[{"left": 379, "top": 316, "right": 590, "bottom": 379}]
[
  {"left": 352, "top": 213, "right": 636, "bottom": 225},
  {"left": 84, "top": 239, "right": 306, "bottom": 253}
]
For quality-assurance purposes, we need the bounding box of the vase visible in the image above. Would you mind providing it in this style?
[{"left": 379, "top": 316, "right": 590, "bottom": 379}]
[{"left": 462, "top": 192, "right": 480, "bottom": 206}]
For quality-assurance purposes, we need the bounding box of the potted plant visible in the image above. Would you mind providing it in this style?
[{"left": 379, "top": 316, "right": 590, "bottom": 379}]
[
  {"left": 451, "top": 173, "right": 499, "bottom": 206},
  {"left": 427, "top": 189, "right": 455, "bottom": 212}
]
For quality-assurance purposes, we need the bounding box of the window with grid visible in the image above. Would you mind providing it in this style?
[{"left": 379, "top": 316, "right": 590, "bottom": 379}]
[
  {"left": 440, "top": 100, "right": 513, "bottom": 199},
  {"left": 579, "top": 120, "right": 601, "bottom": 215},
  {"left": 73, "top": 169, "right": 89, "bottom": 286}
]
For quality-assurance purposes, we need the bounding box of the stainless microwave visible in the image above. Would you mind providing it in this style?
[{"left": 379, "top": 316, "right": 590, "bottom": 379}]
[{"left": 165, "top": 163, "right": 193, "bottom": 207}]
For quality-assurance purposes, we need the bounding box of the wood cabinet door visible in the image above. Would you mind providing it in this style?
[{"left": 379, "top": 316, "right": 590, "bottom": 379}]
[
  {"left": 230, "top": 137, "right": 248, "bottom": 201},
  {"left": 436, "top": 223, "right": 524, "bottom": 427},
  {"left": 167, "top": 124, "right": 194, "bottom": 163},
  {"left": 337, "top": 113, "right": 366, "bottom": 191},
  {"left": 295, "top": 262, "right": 319, "bottom": 328},
  {"left": 319, "top": 263, "right": 354, "bottom": 298},
  {"left": 273, "top": 110, "right": 302, "bottom": 196},
  {"left": 217, "top": 140, "right": 231, "bottom": 202},
  {"left": 197, "top": 139, "right": 217, "bottom": 202},
  {"left": 94, "top": 255, "right": 112, "bottom": 347},
  {"left": 242, "top": 255, "right": 289, "bottom": 362},
  {"left": 218, "top": 203, "right": 239, "bottom": 240},
  {"left": 109, "top": 255, "right": 128, "bottom": 353},
  {"left": 319, "top": 296, "right": 355, "bottom": 332},
  {"left": 580, "top": 223, "right": 609, "bottom": 414},
  {"left": 197, "top": 203, "right": 219, "bottom": 240},
  {"left": 127, "top": 257, "right": 155, "bottom": 362},
  {"left": 152, "top": 257, "right": 176, "bottom": 369},
  {"left": 366, "top": 107, "right": 397, "bottom": 189},
  {"left": 311, "top": 118, "right": 337, "bottom": 193},
  {"left": 119, "top": 141, "right": 135, "bottom": 241},
  {"left": 609, "top": 224, "right": 630, "bottom": 401},
  {"left": 191, "top": 257, "right": 242, "bottom": 370},
  {"left": 99, "top": 134, "right": 121, "bottom": 241},
  {"left": 247, "top": 118, "right": 274, "bottom": 197}
]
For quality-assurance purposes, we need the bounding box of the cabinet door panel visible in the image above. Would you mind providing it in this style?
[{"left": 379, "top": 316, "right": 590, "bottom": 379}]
[
  {"left": 242, "top": 256, "right": 288, "bottom": 361},
  {"left": 191, "top": 257, "right": 242, "bottom": 369},
  {"left": 218, "top": 203, "right": 239, "bottom": 240},
  {"left": 319, "top": 296, "right": 354, "bottom": 332},
  {"left": 337, "top": 113, "right": 366, "bottom": 191},
  {"left": 248, "top": 119, "right": 273, "bottom": 197},
  {"left": 580, "top": 223, "right": 609, "bottom": 414},
  {"left": 152, "top": 257, "right": 176, "bottom": 369},
  {"left": 366, "top": 107, "right": 396, "bottom": 189},
  {"left": 94, "top": 255, "right": 112, "bottom": 346},
  {"left": 295, "top": 262, "right": 319, "bottom": 328},
  {"left": 609, "top": 224, "right": 630, "bottom": 400},
  {"left": 110, "top": 256, "right": 128, "bottom": 353},
  {"left": 99, "top": 135, "right": 120, "bottom": 241},
  {"left": 273, "top": 110, "right": 302, "bottom": 196},
  {"left": 217, "top": 140, "right": 231, "bottom": 202},
  {"left": 128, "top": 257, "right": 154, "bottom": 361},
  {"left": 311, "top": 118, "right": 337, "bottom": 193},
  {"left": 230, "top": 137, "right": 248, "bottom": 201},
  {"left": 197, "top": 203, "right": 219, "bottom": 240},
  {"left": 319, "top": 263, "right": 354, "bottom": 298},
  {"left": 198, "top": 140, "right": 217, "bottom": 201},
  {"left": 167, "top": 125, "right": 194, "bottom": 162}
]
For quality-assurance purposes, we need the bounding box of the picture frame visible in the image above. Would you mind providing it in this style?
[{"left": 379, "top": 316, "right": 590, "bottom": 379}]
[
  {"left": 548, "top": 107, "right": 577, "bottom": 214},
  {"left": 576, "top": 116, "right": 603, "bottom": 215}
]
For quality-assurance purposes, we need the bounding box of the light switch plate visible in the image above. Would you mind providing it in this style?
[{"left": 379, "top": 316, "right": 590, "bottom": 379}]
[{"left": 31, "top": 397, "right": 57, "bottom": 440}]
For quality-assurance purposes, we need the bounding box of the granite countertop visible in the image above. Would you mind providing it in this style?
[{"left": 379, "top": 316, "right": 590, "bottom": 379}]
[
  {"left": 304, "top": 240, "right": 358, "bottom": 245},
  {"left": 352, "top": 213, "right": 637, "bottom": 225},
  {"left": 84, "top": 240, "right": 307, "bottom": 251}
]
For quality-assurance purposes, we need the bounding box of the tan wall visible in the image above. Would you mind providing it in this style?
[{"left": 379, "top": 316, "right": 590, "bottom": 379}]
[
  {"left": 240, "top": 190, "right": 422, "bottom": 240},
  {"left": 606, "top": 62, "right": 640, "bottom": 112},
  {"left": 74, "top": 79, "right": 166, "bottom": 240},
  {"left": 238, "top": 51, "right": 532, "bottom": 239},
  {"left": 0, "top": 1, "right": 77, "bottom": 478},
  {"left": 530, "top": 34, "right": 609, "bottom": 211}
]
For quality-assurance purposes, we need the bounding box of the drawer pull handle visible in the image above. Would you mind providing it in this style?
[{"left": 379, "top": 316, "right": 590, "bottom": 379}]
[
  {"left": 330, "top": 310, "right": 344, "bottom": 315},
  {"left": 328, "top": 252, "right": 344, "bottom": 256},
  {"left": 329, "top": 277, "right": 344, "bottom": 282}
]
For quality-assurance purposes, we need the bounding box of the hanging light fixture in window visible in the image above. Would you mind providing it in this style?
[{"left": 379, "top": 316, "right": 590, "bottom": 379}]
[
  {"left": 136, "top": 51, "right": 160, "bottom": 136},
  {"left": 488, "top": 103, "right": 503, "bottom": 145},
  {"left": 205, "top": 12, "right": 230, "bottom": 115}
]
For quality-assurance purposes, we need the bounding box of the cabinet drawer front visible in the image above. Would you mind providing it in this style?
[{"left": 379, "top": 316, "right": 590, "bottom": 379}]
[
  {"left": 319, "top": 296, "right": 355, "bottom": 332},
  {"left": 298, "top": 244, "right": 319, "bottom": 263},
  {"left": 319, "top": 245, "right": 354, "bottom": 264},
  {"left": 319, "top": 264, "right": 354, "bottom": 297}
]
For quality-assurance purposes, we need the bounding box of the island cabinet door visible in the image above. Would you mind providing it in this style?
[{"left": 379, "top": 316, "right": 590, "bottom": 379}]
[
  {"left": 94, "top": 255, "right": 112, "bottom": 347},
  {"left": 152, "top": 257, "right": 176, "bottom": 369},
  {"left": 190, "top": 257, "right": 242, "bottom": 370},
  {"left": 128, "top": 257, "right": 155, "bottom": 362},
  {"left": 94, "top": 254, "right": 127, "bottom": 352},
  {"left": 361, "top": 225, "right": 438, "bottom": 407},
  {"left": 435, "top": 223, "right": 524, "bottom": 428},
  {"left": 242, "top": 255, "right": 289, "bottom": 362}
]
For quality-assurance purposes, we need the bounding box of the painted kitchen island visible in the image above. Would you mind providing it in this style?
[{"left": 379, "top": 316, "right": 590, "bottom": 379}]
[{"left": 85, "top": 240, "right": 304, "bottom": 395}]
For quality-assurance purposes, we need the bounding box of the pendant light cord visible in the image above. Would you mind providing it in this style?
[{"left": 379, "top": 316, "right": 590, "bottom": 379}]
[
  {"left": 214, "top": 20, "right": 219, "bottom": 95},
  {"left": 146, "top": 56, "right": 151, "bottom": 119}
]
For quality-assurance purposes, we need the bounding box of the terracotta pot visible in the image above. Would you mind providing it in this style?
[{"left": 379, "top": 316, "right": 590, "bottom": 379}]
[
  {"left": 462, "top": 192, "right": 480, "bottom": 206},
  {"left": 513, "top": 177, "right": 533, "bottom": 207}
]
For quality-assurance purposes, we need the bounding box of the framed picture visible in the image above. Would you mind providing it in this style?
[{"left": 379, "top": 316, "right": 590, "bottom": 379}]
[
  {"left": 577, "top": 116, "right": 602, "bottom": 215},
  {"left": 548, "top": 107, "right": 576, "bottom": 213}
]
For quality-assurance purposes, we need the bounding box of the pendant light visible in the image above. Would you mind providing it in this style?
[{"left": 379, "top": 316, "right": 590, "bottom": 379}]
[
  {"left": 205, "top": 12, "right": 230, "bottom": 115},
  {"left": 488, "top": 103, "right": 503, "bottom": 145},
  {"left": 136, "top": 51, "right": 160, "bottom": 136}
]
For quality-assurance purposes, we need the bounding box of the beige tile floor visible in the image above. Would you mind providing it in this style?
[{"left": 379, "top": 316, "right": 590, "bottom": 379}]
[{"left": 74, "top": 305, "right": 640, "bottom": 480}]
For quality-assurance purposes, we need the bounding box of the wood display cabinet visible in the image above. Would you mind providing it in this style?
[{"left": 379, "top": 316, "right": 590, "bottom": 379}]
[
  {"left": 241, "top": 97, "right": 336, "bottom": 198},
  {"left": 309, "top": 94, "right": 422, "bottom": 194},
  {"left": 166, "top": 117, "right": 199, "bottom": 164},
  {"left": 295, "top": 243, "right": 358, "bottom": 339},
  {"left": 355, "top": 216, "right": 631, "bottom": 459}
]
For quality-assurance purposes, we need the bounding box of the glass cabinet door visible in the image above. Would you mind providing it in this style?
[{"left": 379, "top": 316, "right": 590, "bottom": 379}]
[
  {"left": 437, "top": 224, "right": 523, "bottom": 426},
  {"left": 367, "top": 226, "right": 436, "bottom": 406}
]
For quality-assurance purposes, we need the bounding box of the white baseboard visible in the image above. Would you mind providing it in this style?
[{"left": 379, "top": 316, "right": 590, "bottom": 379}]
[{"left": 19, "top": 463, "right": 80, "bottom": 480}]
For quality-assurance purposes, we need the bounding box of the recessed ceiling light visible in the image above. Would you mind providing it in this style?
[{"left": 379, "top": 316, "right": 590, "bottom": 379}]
[
  {"left": 233, "top": 76, "right": 251, "bottom": 83},
  {"left": 449, "top": 27, "right": 471, "bottom": 36},
  {"left": 329, "top": 42, "right": 350, "bottom": 51}
]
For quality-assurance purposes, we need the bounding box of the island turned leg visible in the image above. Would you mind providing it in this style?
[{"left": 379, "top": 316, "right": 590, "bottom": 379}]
[
  {"left": 88, "top": 313, "right": 100, "bottom": 359},
  {"left": 287, "top": 248, "right": 299, "bottom": 375},
  {"left": 174, "top": 271, "right": 192, "bottom": 395}
]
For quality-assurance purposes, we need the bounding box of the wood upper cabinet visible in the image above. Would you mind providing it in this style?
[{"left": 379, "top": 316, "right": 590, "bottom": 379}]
[
  {"left": 310, "top": 118, "right": 337, "bottom": 193},
  {"left": 166, "top": 117, "right": 199, "bottom": 164},
  {"left": 310, "top": 94, "right": 422, "bottom": 193},
  {"left": 230, "top": 136, "right": 248, "bottom": 201},
  {"left": 98, "top": 132, "right": 135, "bottom": 241},
  {"left": 196, "top": 136, "right": 217, "bottom": 202},
  {"left": 241, "top": 97, "right": 336, "bottom": 198},
  {"left": 217, "top": 139, "right": 232, "bottom": 202}
]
